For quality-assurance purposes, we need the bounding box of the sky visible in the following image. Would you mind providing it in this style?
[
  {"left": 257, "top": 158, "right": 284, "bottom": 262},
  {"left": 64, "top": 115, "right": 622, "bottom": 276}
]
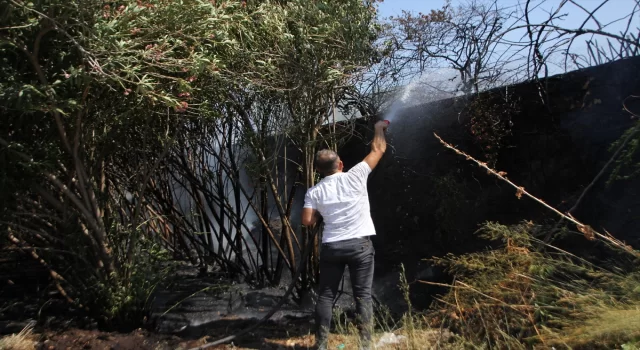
[
  {"left": 377, "top": 0, "right": 639, "bottom": 63},
  {"left": 378, "top": 0, "right": 638, "bottom": 30},
  {"left": 371, "top": 0, "right": 639, "bottom": 94}
]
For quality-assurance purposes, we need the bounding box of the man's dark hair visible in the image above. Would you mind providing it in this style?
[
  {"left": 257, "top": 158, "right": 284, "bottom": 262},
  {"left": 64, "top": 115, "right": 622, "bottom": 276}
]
[{"left": 315, "top": 149, "right": 339, "bottom": 176}]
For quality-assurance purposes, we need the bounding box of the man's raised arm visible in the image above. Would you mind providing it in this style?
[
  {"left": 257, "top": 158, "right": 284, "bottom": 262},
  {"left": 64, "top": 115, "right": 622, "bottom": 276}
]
[{"left": 363, "top": 121, "right": 388, "bottom": 170}]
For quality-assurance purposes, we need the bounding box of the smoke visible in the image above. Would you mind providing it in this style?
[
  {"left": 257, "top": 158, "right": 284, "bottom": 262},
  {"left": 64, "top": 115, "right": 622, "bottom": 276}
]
[{"left": 383, "top": 68, "right": 465, "bottom": 123}]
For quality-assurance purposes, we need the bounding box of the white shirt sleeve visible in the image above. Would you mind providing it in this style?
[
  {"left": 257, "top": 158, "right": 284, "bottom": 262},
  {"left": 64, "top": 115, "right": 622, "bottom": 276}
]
[
  {"left": 303, "top": 189, "right": 316, "bottom": 209},
  {"left": 347, "top": 161, "right": 372, "bottom": 188}
]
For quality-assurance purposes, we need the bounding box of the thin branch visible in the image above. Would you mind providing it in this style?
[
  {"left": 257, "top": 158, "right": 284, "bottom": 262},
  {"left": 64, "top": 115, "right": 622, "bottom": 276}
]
[
  {"left": 503, "top": 24, "right": 640, "bottom": 49},
  {"left": 567, "top": 125, "right": 639, "bottom": 215},
  {"left": 433, "top": 132, "right": 639, "bottom": 258}
]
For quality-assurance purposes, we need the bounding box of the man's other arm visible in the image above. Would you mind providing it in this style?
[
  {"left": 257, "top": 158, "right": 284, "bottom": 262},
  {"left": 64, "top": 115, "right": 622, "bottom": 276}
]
[
  {"left": 302, "top": 190, "right": 321, "bottom": 226},
  {"left": 301, "top": 208, "right": 321, "bottom": 227},
  {"left": 363, "top": 121, "right": 388, "bottom": 170}
]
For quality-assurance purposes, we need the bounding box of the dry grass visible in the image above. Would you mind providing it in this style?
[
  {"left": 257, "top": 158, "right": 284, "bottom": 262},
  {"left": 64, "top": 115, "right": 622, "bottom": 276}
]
[
  {"left": 422, "top": 221, "right": 640, "bottom": 349},
  {"left": 0, "top": 323, "right": 36, "bottom": 350},
  {"left": 263, "top": 328, "right": 450, "bottom": 349},
  {"left": 544, "top": 308, "right": 640, "bottom": 349}
]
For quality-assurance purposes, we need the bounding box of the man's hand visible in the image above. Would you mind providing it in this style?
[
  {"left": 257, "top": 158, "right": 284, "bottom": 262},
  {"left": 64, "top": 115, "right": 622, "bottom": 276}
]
[
  {"left": 375, "top": 120, "right": 389, "bottom": 132},
  {"left": 363, "top": 121, "right": 388, "bottom": 170}
]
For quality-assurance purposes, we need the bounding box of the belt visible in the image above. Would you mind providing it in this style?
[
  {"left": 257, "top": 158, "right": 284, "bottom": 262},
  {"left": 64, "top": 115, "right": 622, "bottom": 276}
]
[{"left": 322, "top": 236, "right": 371, "bottom": 246}]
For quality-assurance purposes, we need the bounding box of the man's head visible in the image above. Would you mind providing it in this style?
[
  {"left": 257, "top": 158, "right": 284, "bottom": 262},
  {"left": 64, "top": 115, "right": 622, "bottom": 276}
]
[{"left": 315, "top": 149, "right": 343, "bottom": 176}]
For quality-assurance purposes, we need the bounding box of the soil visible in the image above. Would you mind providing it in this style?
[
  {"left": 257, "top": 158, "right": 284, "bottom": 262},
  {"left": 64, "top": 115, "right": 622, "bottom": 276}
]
[
  {"left": 37, "top": 328, "right": 197, "bottom": 350},
  {"left": 33, "top": 318, "right": 317, "bottom": 350}
]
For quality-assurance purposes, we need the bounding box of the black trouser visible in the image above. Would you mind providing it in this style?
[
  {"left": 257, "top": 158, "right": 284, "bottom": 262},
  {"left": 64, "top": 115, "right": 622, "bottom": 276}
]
[{"left": 315, "top": 236, "right": 375, "bottom": 349}]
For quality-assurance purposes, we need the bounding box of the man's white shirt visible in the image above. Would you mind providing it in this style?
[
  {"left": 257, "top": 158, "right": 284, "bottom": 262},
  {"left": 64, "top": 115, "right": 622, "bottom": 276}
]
[{"left": 303, "top": 161, "right": 376, "bottom": 243}]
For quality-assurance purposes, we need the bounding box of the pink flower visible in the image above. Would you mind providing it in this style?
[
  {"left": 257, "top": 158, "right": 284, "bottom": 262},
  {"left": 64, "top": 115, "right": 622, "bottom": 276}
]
[
  {"left": 175, "top": 101, "right": 189, "bottom": 113},
  {"left": 124, "top": 88, "right": 132, "bottom": 96},
  {"left": 187, "top": 76, "right": 196, "bottom": 82}
]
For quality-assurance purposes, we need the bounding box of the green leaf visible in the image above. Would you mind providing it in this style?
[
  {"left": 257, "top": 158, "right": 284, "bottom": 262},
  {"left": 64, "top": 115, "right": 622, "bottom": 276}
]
[{"left": 53, "top": 108, "right": 68, "bottom": 116}]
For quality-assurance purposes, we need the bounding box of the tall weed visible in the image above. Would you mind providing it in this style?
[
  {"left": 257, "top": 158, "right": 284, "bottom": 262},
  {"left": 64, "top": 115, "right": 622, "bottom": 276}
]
[{"left": 425, "top": 221, "right": 640, "bottom": 349}]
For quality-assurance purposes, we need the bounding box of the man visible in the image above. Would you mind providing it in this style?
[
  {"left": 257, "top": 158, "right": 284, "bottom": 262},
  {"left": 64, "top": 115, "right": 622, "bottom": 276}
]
[{"left": 301, "top": 120, "right": 388, "bottom": 350}]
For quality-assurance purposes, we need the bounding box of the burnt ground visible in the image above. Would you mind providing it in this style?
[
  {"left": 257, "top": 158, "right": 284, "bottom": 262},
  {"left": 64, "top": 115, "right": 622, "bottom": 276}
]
[
  {"left": 0, "top": 262, "right": 362, "bottom": 350},
  {"left": 1, "top": 234, "right": 440, "bottom": 350},
  {"left": 36, "top": 328, "right": 198, "bottom": 350},
  {"left": 33, "top": 319, "right": 318, "bottom": 350}
]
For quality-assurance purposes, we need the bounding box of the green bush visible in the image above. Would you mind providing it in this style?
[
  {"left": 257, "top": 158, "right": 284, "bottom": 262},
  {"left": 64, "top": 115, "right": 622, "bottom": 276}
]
[{"left": 1, "top": 0, "right": 378, "bottom": 326}]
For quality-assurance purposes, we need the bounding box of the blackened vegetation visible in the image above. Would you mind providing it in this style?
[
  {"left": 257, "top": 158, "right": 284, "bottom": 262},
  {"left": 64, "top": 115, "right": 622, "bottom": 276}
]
[{"left": 339, "top": 57, "right": 640, "bottom": 277}]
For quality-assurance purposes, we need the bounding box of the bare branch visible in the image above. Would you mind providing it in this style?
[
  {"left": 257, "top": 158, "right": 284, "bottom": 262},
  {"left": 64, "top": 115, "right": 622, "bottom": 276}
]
[{"left": 434, "top": 132, "right": 639, "bottom": 258}]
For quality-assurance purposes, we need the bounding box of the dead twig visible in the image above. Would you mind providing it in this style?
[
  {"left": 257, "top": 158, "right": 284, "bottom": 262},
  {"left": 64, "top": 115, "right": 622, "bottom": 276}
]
[
  {"left": 433, "top": 132, "right": 639, "bottom": 258},
  {"left": 567, "top": 125, "right": 639, "bottom": 216}
]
